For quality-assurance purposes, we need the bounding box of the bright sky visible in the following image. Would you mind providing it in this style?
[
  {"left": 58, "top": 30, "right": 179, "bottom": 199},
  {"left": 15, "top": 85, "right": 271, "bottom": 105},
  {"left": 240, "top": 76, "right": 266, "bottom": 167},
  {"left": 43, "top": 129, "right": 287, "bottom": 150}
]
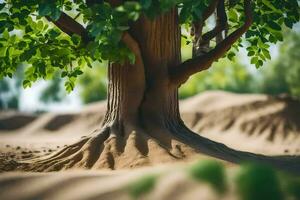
[{"left": 19, "top": 81, "right": 82, "bottom": 113}]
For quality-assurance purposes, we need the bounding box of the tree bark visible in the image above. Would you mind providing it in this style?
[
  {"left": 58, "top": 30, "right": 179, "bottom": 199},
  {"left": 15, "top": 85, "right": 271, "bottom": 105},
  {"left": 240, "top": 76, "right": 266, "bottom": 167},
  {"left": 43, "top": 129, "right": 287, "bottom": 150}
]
[{"left": 103, "top": 8, "right": 182, "bottom": 131}]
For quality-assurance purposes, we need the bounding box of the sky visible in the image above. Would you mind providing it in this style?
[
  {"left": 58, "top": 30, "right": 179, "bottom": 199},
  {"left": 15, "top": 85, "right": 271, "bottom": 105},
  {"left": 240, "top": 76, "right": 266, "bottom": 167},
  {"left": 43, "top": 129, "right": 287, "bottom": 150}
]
[{"left": 19, "top": 81, "right": 82, "bottom": 113}]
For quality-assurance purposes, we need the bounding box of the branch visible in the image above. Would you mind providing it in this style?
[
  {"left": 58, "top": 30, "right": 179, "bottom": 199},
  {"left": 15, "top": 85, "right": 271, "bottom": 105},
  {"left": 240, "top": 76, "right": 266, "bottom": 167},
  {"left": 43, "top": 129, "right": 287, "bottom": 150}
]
[
  {"left": 192, "top": 0, "right": 221, "bottom": 57},
  {"left": 191, "top": 0, "right": 219, "bottom": 37},
  {"left": 200, "top": 0, "right": 227, "bottom": 46},
  {"left": 46, "top": 12, "right": 90, "bottom": 42},
  {"left": 202, "top": 0, "right": 219, "bottom": 21},
  {"left": 170, "top": 0, "right": 253, "bottom": 85}
]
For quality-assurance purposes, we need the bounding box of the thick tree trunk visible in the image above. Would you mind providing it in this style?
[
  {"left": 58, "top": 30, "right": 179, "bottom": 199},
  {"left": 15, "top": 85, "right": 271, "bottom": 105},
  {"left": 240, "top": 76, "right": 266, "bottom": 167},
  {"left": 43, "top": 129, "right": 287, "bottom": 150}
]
[{"left": 103, "top": 8, "right": 182, "bottom": 137}]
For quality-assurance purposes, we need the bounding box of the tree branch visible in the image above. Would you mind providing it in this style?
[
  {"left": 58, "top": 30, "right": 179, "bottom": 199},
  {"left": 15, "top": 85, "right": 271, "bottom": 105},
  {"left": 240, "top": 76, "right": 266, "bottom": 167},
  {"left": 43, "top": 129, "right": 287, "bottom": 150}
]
[
  {"left": 170, "top": 0, "right": 253, "bottom": 85},
  {"left": 202, "top": 0, "right": 219, "bottom": 21},
  {"left": 200, "top": 0, "right": 227, "bottom": 46},
  {"left": 46, "top": 12, "right": 90, "bottom": 42},
  {"left": 191, "top": 0, "right": 221, "bottom": 57}
]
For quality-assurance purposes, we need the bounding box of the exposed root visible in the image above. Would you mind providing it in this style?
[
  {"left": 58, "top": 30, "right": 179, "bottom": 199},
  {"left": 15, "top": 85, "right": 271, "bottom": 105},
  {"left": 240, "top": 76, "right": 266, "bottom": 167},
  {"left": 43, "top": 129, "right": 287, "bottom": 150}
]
[
  {"left": 13, "top": 119, "right": 300, "bottom": 174},
  {"left": 18, "top": 124, "right": 192, "bottom": 172},
  {"left": 171, "top": 123, "right": 300, "bottom": 175}
]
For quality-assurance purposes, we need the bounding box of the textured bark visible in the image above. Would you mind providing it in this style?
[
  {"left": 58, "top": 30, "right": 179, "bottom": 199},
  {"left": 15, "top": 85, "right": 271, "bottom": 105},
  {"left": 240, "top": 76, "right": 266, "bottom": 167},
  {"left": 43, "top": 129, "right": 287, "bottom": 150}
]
[{"left": 103, "top": 8, "right": 182, "bottom": 130}]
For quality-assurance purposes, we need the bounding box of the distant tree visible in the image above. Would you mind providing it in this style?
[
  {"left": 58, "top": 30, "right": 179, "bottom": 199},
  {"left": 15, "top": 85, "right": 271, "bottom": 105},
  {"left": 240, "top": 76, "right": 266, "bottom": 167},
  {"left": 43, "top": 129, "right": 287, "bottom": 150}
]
[
  {"left": 0, "top": 67, "right": 22, "bottom": 110},
  {"left": 40, "top": 73, "right": 66, "bottom": 103},
  {"left": 259, "top": 30, "right": 300, "bottom": 98},
  {"left": 78, "top": 62, "right": 107, "bottom": 104},
  {"left": 179, "top": 59, "right": 256, "bottom": 98},
  {"left": 0, "top": 0, "right": 299, "bottom": 170}
]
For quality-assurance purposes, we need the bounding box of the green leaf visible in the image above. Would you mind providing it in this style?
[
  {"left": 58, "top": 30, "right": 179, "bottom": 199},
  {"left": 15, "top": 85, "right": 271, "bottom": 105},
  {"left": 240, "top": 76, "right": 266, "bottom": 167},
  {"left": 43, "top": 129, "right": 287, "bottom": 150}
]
[
  {"left": 140, "top": 0, "right": 152, "bottom": 9},
  {"left": 227, "top": 52, "right": 235, "bottom": 61},
  {"left": 61, "top": 71, "right": 68, "bottom": 78},
  {"left": 262, "top": 49, "right": 271, "bottom": 60},
  {"left": 23, "top": 80, "right": 31, "bottom": 88},
  {"left": 18, "top": 41, "right": 27, "bottom": 49},
  {"left": 250, "top": 57, "right": 258, "bottom": 64},
  {"left": 0, "top": 3, "right": 5, "bottom": 11},
  {"left": 48, "top": 29, "right": 61, "bottom": 38},
  {"left": 50, "top": 8, "right": 61, "bottom": 21},
  {"left": 284, "top": 18, "right": 293, "bottom": 29},
  {"left": 71, "top": 34, "right": 81, "bottom": 45},
  {"left": 268, "top": 21, "right": 281, "bottom": 31},
  {"left": 2, "top": 29, "right": 9, "bottom": 39},
  {"left": 65, "top": 79, "right": 75, "bottom": 93},
  {"left": 37, "top": 20, "right": 44, "bottom": 30},
  {"left": 247, "top": 51, "right": 255, "bottom": 56},
  {"left": 38, "top": 4, "right": 52, "bottom": 17}
]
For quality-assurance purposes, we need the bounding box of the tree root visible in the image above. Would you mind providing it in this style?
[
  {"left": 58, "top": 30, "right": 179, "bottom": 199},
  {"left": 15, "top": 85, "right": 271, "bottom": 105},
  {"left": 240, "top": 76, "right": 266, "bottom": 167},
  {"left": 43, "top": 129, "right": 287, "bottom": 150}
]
[
  {"left": 16, "top": 122, "right": 300, "bottom": 174},
  {"left": 171, "top": 123, "right": 300, "bottom": 174},
  {"left": 18, "top": 124, "right": 193, "bottom": 172}
]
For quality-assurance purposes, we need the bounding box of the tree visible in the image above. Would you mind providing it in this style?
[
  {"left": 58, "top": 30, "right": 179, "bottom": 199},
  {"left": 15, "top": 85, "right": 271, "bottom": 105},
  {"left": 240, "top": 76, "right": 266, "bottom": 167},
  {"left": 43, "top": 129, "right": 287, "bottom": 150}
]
[
  {"left": 0, "top": 0, "right": 299, "bottom": 171},
  {"left": 259, "top": 30, "right": 300, "bottom": 98},
  {"left": 0, "top": 67, "right": 23, "bottom": 110}
]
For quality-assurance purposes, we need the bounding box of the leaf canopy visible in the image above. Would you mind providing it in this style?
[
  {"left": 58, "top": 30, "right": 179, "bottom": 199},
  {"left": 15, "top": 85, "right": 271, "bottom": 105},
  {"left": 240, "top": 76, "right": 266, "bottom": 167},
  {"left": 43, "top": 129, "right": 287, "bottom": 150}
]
[{"left": 0, "top": 0, "right": 299, "bottom": 91}]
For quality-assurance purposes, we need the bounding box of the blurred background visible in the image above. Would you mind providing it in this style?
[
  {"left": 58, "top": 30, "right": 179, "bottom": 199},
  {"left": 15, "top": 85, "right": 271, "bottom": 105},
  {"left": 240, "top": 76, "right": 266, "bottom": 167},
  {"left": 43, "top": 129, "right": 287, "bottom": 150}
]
[{"left": 0, "top": 25, "right": 299, "bottom": 113}]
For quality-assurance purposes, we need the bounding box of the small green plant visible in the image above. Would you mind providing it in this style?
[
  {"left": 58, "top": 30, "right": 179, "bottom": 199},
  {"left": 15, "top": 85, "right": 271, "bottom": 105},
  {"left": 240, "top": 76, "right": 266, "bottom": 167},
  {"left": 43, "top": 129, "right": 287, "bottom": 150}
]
[
  {"left": 188, "top": 160, "right": 227, "bottom": 193},
  {"left": 235, "top": 163, "right": 284, "bottom": 200},
  {"left": 127, "top": 174, "right": 157, "bottom": 199}
]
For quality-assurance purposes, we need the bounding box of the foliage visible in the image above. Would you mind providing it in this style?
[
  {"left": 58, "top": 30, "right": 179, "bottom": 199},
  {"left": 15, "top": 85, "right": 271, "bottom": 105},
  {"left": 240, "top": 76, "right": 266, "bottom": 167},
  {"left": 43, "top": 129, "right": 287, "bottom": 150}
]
[
  {"left": 235, "top": 163, "right": 284, "bottom": 200},
  {"left": 187, "top": 160, "right": 300, "bottom": 200},
  {"left": 180, "top": 28, "right": 300, "bottom": 100},
  {"left": 0, "top": 67, "right": 23, "bottom": 110},
  {"left": 78, "top": 62, "right": 107, "bottom": 104},
  {"left": 127, "top": 174, "right": 157, "bottom": 199},
  {"left": 179, "top": 58, "right": 256, "bottom": 99},
  {"left": 188, "top": 160, "right": 226, "bottom": 193},
  {"left": 124, "top": 160, "right": 300, "bottom": 199},
  {"left": 258, "top": 30, "right": 300, "bottom": 98},
  {"left": 39, "top": 73, "right": 66, "bottom": 103},
  {"left": 0, "top": 0, "right": 298, "bottom": 92}
]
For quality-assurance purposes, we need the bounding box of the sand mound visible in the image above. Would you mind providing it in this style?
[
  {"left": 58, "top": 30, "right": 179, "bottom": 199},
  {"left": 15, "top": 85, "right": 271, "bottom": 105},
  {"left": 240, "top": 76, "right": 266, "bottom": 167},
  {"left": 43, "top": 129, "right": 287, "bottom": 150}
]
[
  {"left": 0, "top": 112, "right": 37, "bottom": 131},
  {"left": 181, "top": 91, "right": 300, "bottom": 154}
]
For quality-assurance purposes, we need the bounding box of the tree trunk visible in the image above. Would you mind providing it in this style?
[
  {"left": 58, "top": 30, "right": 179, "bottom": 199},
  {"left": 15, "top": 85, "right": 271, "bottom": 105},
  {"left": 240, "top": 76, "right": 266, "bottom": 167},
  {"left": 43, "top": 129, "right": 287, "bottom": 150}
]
[
  {"left": 24, "top": 8, "right": 300, "bottom": 173},
  {"left": 102, "top": 8, "right": 183, "bottom": 142}
]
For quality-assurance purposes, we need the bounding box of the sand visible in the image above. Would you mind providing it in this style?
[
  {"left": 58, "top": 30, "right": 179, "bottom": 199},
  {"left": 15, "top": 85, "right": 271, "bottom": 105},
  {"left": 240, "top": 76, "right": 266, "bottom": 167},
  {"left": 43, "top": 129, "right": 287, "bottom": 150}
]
[
  {"left": 0, "top": 162, "right": 235, "bottom": 200},
  {"left": 0, "top": 91, "right": 300, "bottom": 199}
]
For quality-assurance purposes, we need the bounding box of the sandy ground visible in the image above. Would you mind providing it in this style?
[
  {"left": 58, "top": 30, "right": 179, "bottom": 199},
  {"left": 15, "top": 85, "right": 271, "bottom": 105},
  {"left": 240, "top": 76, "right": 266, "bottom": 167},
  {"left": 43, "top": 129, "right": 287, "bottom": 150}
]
[
  {"left": 0, "top": 91, "right": 300, "bottom": 199},
  {"left": 0, "top": 163, "right": 233, "bottom": 200}
]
